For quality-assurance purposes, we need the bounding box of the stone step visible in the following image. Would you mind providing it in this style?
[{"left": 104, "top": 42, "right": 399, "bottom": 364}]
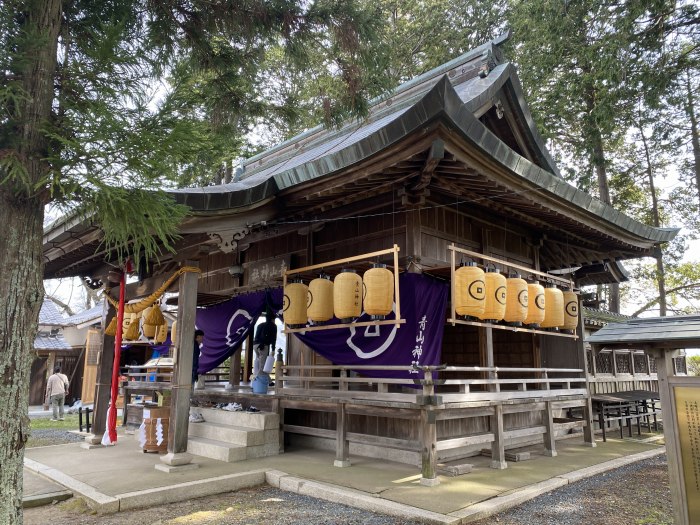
[
  {"left": 187, "top": 436, "right": 247, "bottom": 463},
  {"left": 188, "top": 421, "right": 265, "bottom": 446},
  {"left": 187, "top": 435, "right": 281, "bottom": 463},
  {"left": 195, "top": 407, "right": 279, "bottom": 429}
]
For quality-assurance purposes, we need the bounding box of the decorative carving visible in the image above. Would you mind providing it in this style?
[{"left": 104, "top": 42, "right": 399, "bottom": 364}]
[{"left": 208, "top": 227, "right": 250, "bottom": 253}]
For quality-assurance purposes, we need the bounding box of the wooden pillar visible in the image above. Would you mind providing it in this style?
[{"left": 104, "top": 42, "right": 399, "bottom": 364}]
[
  {"left": 405, "top": 207, "right": 422, "bottom": 264},
  {"left": 159, "top": 261, "right": 199, "bottom": 471},
  {"left": 226, "top": 347, "right": 241, "bottom": 390},
  {"left": 84, "top": 301, "right": 116, "bottom": 446},
  {"left": 490, "top": 404, "right": 507, "bottom": 469},
  {"left": 542, "top": 401, "right": 557, "bottom": 457},
  {"left": 479, "top": 326, "right": 496, "bottom": 391},
  {"left": 243, "top": 333, "right": 253, "bottom": 383},
  {"left": 334, "top": 402, "right": 350, "bottom": 467},
  {"left": 43, "top": 352, "right": 56, "bottom": 410},
  {"left": 419, "top": 407, "right": 438, "bottom": 485},
  {"left": 649, "top": 348, "right": 688, "bottom": 525},
  {"left": 576, "top": 308, "right": 596, "bottom": 447}
]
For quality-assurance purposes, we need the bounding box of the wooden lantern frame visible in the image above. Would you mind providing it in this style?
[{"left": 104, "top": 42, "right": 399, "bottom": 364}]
[
  {"left": 282, "top": 245, "right": 405, "bottom": 334},
  {"left": 448, "top": 244, "right": 578, "bottom": 340}
]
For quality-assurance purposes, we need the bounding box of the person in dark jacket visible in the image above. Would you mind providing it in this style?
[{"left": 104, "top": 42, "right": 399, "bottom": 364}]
[{"left": 192, "top": 329, "right": 204, "bottom": 385}]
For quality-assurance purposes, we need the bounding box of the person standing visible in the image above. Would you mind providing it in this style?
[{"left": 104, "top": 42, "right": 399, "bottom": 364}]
[
  {"left": 45, "top": 366, "right": 68, "bottom": 421},
  {"left": 253, "top": 311, "right": 277, "bottom": 376},
  {"left": 192, "top": 329, "right": 204, "bottom": 386}
]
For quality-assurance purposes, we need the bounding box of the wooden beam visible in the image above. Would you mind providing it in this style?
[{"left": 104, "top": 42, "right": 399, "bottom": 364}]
[{"left": 334, "top": 402, "right": 350, "bottom": 467}]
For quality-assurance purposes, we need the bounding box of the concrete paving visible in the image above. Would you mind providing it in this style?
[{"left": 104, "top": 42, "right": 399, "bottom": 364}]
[{"left": 24, "top": 429, "right": 665, "bottom": 524}]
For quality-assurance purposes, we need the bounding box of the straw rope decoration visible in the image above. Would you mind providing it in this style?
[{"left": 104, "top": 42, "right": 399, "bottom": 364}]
[{"left": 103, "top": 266, "right": 201, "bottom": 314}]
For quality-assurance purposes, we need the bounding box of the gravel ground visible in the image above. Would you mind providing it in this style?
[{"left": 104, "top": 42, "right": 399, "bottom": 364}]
[
  {"left": 471, "top": 454, "right": 672, "bottom": 525},
  {"left": 27, "top": 427, "right": 86, "bottom": 448}
]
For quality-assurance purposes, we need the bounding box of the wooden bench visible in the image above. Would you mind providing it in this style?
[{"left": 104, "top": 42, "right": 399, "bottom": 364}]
[{"left": 592, "top": 390, "right": 661, "bottom": 442}]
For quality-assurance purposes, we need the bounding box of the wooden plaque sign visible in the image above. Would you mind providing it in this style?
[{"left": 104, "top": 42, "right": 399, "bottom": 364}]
[
  {"left": 674, "top": 386, "right": 700, "bottom": 525},
  {"left": 243, "top": 256, "right": 290, "bottom": 286}
]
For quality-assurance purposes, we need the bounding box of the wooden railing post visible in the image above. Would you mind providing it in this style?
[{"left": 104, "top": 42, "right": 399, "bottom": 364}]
[
  {"left": 542, "top": 400, "right": 557, "bottom": 457},
  {"left": 339, "top": 369, "right": 348, "bottom": 391},
  {"left": 334, "top": 402, "right": 350, "bottom": 467},
  {"left": 490, "top": 403, "right": 507, "bottom": 469}
]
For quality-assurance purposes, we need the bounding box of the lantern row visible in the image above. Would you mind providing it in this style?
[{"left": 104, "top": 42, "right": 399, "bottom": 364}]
[
  {"left": 454, "top": 264, "right": 579, "bottom": 331},
  {"left": 283, "top": 265, "right": 395, "bottom": 328}
]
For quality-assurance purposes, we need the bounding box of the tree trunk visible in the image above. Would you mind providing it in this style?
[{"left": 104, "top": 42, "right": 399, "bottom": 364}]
[
  {"left": 0, "top": 194, "right": 45, "bottom": 525},
  {"left": 0, "top": 1, "right": 62, "bottom": 523},
  {"left": 686, "top": 73, "right": 700, "bottom": 209},
  {"left": 639, "top": 124, "right": 667, "bottom": 316},
  {"left": 584, "top": 87, "right": 619, "bottom": 312}
]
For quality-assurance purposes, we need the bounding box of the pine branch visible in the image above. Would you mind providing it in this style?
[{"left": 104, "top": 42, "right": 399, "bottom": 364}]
[{"left": 630, "top": 282, "right": 700, "bottom": 317}]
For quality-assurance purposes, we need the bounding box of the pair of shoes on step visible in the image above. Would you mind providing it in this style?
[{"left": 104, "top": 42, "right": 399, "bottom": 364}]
[
  {"left": 189, "top": 411, "right": 205, "bottom": 423},
  {"left": 246, "top": 406, "right": 260, "bottom": 413},
  {"left": 221, "top": 402, "right": 243, "bottom": 412}
]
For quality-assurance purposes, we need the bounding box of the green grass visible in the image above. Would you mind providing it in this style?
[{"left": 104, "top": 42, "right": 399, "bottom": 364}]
[{"left": 30, "top": 414, "right": 80, "bottom": 430}]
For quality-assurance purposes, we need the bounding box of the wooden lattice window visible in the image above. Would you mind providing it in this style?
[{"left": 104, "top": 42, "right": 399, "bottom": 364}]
[
  {"left": 586, "top": 349, "right": 594, "bottom": 375},
  {"left": 616, "top": 352, "right": 632, "bottom": 374},
  {"left": 649, "top": 358, "right": 657, "bottom": 374},
  {"left": 633, "top": 353, "right": 648, "bottom": 374},
  {"left": 595, "top": 350, "right": 613, "bottom": 374},
  {"left": 674, "top": 357, "right": 688, "bottom": 375},
  {"left": 86, "top": 329, "right": 102, "bottom": 366}
]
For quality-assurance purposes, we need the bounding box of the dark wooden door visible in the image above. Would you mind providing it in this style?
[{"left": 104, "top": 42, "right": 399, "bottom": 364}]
[{"left": 29, "top": 357, "right": 48, "bottom": 405}]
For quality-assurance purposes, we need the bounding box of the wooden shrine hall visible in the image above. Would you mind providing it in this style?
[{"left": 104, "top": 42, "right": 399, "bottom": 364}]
[{"left": 42, "top": 34, "right": 678, "bottom": 483}]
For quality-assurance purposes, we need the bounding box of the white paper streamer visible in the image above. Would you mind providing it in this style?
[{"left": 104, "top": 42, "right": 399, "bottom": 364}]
[
  {"left": 156, "top": 418, "right": 164, "bottom": 446},
  {"left": 137, "top": 422, "right": 147, "bottom": 448}
]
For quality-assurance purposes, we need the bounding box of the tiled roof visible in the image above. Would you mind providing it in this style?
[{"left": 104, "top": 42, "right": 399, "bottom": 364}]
[
  {"left": 583, "top": 307, "right": 631, "bottom": 327},
  {"left": 34, "top": 333, "right": 72, "bottom": 351},
  {"left": 38, "top": 299, "right": 67, "bottom": 326},
  {"left": 63, "top": 303, "right": 103, "bottom": 327},
  {"left": 586, "top": 315, "right": 700, "bottom": 348}
]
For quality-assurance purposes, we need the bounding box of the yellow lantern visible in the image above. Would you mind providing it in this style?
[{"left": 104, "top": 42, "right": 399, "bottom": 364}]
[
  {"left": 478, "top": 269, "right": 507, "bottom": 321},
  {"left": 541, "top": 286, "right": 564, "bottom": 328},
  {"left": 524, "top": 282, "right": 545, "bottom": 326},
  {"left": 454, "top": 263, "right": 485, "bottom": 317},
  {"left": 283, "top": 281, "right": 309, "bottom": 327},
  {"left": 504, "top": 276, "right": 528, "bottom": 324},
  {"left": 561, "top": 290, "right": 579, "bottom": 331},
  {"left": 334, "top": 269, "right": 362, "bottom": 322},
  {"left": 154, "top": 323, "right": 168, "bottom": 343},
  {"left": 171, "top": 320, "right": 178, "bottom": 345},
  {"left": 363, "top": 264, "right": 394, "bottom": 319},
  {"left": 308, "top": 275, "right": 334, "bottom": 322}
]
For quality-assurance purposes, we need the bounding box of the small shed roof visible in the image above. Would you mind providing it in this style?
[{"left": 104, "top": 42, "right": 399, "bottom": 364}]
[{"left": 586, "top": 315, "right": 700, "bottom": 350}]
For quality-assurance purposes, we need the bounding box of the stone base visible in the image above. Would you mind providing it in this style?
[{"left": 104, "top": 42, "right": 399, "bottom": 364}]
[
  {"left": 419, "top": 477, "right": 440, "bottom": 487},
  {"left": 160, "top": 452, "right": 194, "bottom": 466},
  {"left": 544, "top": 449, "right": 558, "bottom": 457},
  {"left": 333, "top": 459, "right": 351, "bottom": 468},
  {"left": 84, "top": 434, "right": 102, "bottom": 445},
  {"left": 437, "top": 463, "right": 473, "bottom": 476},
  {"left": 80, "top": 442, "right": 104, "bottom": 450},
  {"left": 490, "top": 460, "right": 508, "bottom": 470},
  {"left": 155, "top": 462, "right": 200, "bottom": 473}
]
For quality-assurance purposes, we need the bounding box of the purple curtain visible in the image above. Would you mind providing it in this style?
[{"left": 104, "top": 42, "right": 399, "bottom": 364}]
[
  {"left": 195, "top": 291, "right": 267, "bottom": 373},
  {"left": 196, "top": 273, "right": 448, "bottom": 380}
]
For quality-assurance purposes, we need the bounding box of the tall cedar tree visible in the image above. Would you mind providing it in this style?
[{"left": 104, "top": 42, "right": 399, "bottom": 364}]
[{"left": 0, "top": 1, "right": 384, "bottom": 523}]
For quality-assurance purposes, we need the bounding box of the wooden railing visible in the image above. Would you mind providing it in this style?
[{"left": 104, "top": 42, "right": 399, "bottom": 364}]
[{"left": 275, "top": 364, "right": 587, "bottom": 404}]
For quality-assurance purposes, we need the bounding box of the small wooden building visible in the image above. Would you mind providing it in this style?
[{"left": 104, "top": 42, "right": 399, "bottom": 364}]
[{"left": 42, "top": 36, "right": 678, "bottom": 479}]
